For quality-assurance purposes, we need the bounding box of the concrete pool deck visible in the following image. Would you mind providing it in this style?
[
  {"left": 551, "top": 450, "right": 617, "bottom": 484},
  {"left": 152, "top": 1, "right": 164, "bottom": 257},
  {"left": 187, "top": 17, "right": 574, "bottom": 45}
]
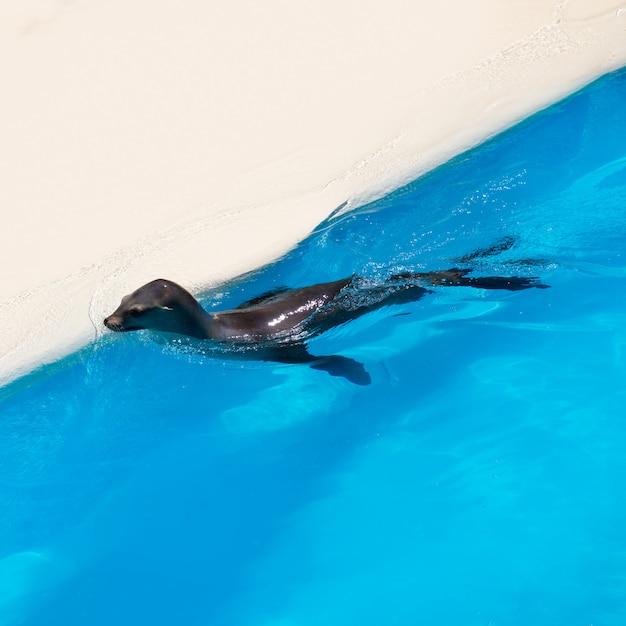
[{"left": 1, "top": 0, "right": 626, "bottom": 388}]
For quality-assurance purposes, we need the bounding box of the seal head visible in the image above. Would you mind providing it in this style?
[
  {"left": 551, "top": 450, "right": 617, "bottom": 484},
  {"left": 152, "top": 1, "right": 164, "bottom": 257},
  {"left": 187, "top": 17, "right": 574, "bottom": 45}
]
[{"left": 104, "top": 279, "right": 211, "bottom": 339}]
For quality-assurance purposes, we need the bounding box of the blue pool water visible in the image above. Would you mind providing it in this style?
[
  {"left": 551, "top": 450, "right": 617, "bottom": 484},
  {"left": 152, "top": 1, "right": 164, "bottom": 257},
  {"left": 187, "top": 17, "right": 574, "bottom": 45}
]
[{"left": 1, "top": 68, "right": 626, "bottom": 625}]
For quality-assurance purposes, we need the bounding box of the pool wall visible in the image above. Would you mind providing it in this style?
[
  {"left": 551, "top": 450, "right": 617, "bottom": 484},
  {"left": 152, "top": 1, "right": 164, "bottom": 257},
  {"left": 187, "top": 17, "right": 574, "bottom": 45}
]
[{"left": 1, "top": 0, "right": 626, "bottom": 388}]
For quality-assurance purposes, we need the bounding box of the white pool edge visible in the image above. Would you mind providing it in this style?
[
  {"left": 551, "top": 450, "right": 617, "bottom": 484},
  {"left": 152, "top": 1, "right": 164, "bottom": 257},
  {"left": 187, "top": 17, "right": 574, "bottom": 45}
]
[{"left": 1, "top": 0, "right": 626, "bottom": 390}]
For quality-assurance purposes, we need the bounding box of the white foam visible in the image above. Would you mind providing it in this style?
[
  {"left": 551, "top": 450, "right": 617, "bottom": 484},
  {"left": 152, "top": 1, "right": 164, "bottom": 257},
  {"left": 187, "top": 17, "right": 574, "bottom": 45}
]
[{"left": 1, "top": 0, "right": 626, "bottom": 388}]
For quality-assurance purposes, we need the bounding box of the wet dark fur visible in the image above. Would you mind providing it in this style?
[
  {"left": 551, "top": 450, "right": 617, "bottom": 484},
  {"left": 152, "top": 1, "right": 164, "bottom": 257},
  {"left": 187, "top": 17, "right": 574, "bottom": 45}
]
[{"left": 104, "top": 240, "right": 548, "bottom": 385}]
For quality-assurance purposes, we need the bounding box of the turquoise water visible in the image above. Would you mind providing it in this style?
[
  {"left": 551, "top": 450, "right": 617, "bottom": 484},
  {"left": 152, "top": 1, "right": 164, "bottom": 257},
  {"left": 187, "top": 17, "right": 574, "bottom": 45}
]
[{"left": 1, "top": 68, "right": 626, "bottom": 625}]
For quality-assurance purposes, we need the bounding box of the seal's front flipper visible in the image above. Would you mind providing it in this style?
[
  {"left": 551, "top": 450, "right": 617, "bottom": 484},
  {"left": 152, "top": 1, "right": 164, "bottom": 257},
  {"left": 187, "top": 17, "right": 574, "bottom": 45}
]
[
  {"left": 269, "top": 344, "right": 371, "bottom": 385},
  {"left": 310, "top": 355, "right": 371, "bottom": 386}
]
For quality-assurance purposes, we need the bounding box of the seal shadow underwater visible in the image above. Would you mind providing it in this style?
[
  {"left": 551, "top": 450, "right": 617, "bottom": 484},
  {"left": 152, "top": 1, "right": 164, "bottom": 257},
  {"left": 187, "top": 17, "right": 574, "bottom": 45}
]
[{"left": 104, "top": 240, "right": 549, "bottom": 385}]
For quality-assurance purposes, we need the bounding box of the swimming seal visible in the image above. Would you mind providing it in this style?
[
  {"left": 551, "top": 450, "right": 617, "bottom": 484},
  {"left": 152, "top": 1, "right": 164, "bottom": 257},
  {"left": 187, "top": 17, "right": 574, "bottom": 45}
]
[{"left": 104, "top": 248, "right": 548, "bottom": 385}]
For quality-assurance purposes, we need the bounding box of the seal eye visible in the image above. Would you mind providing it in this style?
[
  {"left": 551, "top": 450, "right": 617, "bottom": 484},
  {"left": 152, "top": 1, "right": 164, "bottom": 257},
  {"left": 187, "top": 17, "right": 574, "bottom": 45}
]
[{"left": 129, "top": 307, "right": 144, "bottom": 318}]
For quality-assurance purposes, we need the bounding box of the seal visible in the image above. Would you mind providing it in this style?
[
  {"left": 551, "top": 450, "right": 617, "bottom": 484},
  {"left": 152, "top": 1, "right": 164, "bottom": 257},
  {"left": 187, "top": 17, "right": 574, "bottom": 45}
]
[{"left": 104, "top": 256, "right": 548, "bottom": 385}]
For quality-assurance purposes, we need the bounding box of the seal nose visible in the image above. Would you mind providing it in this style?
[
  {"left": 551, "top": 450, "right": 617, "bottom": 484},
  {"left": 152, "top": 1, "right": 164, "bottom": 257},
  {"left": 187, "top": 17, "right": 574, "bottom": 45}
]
[
  {"left": 104, "top": 315, "right": 126, "bottom": 332},
  {"left": 104, "top": 316, "right": 118, "bottom": 330}
]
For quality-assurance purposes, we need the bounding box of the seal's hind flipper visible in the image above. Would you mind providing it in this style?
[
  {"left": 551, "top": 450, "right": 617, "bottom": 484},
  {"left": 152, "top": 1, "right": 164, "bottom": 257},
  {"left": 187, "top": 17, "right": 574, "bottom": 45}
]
[
  {"left": 456, "top": 274, "right": 549, "bottom": 291},
  {"left": 453, "top": 236, "right": 518, "bottom": 263},
  {"left": 407, "top": 268, "right": 549, "bottom": 291},
  {"left": 310, "top": 355, "right": 371, "bottom": 386}
]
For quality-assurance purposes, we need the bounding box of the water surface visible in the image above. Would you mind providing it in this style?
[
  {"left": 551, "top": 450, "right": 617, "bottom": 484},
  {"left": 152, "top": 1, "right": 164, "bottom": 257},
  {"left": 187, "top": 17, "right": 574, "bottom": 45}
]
[{"left": 1, "top": 68, "right": 626, "bottom": 625}]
